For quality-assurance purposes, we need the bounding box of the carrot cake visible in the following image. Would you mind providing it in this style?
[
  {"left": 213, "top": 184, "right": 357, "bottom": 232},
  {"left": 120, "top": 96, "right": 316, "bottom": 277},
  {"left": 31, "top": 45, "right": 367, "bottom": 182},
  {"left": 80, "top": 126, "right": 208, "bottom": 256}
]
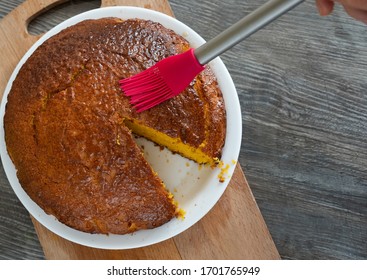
[{"left": 4, "top": 18, "right": 226, "bottom": 234}]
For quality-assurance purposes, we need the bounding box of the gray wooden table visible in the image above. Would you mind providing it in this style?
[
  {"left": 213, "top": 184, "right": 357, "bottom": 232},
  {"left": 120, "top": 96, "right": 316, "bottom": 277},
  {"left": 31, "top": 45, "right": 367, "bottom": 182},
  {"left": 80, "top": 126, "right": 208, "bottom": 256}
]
[{"left": 0, "top": 0, "right": 366, "bottom": 260}]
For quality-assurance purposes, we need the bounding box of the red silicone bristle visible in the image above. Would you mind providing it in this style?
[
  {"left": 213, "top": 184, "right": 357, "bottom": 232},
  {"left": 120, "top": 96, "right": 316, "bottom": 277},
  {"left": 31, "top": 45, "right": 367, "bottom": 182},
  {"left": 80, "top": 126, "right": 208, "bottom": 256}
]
[
  {"left": 119, "top": 48, "right": 205, "bottom": 112},
  {"left": 120, "top": 66, "right": 173, "bottom": 112}
]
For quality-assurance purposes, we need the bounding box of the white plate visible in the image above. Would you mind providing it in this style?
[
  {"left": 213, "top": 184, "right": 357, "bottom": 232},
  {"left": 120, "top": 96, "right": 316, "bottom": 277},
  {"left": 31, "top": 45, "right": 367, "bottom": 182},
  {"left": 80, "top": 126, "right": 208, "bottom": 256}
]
[{"left": 0, "top": 7, "right": 241, "bottom": 249}]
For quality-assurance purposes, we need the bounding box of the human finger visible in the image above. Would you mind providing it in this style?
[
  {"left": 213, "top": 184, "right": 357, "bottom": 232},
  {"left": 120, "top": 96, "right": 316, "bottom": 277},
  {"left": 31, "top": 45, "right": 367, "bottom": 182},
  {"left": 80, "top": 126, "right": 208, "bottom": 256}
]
[
  {"left": 342, "top": 4, "right": 367, "bottom": 23},
  {"left": 336, "top": 0, "right": 367, "bottom": 11},
  {"left": 315, "top": 0, "right": 335, "bottom": 15}
]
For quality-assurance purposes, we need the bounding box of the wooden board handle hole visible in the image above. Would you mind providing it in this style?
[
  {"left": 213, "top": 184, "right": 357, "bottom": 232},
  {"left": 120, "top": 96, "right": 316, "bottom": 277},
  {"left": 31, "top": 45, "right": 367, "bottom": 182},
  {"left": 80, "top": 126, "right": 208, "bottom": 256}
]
[{"left": 27, "top": 0, "right": 101, "bottom": 36}]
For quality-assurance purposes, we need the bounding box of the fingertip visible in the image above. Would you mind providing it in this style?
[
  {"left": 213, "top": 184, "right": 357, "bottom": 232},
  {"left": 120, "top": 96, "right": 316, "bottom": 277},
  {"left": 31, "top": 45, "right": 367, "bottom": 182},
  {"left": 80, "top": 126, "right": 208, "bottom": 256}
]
[{"left": 316, "top": 0, "right": 335, "bottom": 16}]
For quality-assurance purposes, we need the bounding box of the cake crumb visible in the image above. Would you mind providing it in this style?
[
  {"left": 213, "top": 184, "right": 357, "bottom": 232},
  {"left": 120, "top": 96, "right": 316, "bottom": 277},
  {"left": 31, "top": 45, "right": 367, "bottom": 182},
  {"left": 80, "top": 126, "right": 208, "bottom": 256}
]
[
  {"left": 176, "top": 208, "right": 186, "bottom": 219},
  {"left": 217, "top": 163, "right": 230, "bottom": 183}
]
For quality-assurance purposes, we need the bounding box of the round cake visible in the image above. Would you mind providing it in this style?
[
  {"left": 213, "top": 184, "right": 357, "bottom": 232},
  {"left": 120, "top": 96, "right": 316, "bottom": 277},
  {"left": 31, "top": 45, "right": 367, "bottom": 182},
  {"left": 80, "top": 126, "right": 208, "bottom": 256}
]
[{"left": 4, "top": 18, "right": 226, "bottom": 234}]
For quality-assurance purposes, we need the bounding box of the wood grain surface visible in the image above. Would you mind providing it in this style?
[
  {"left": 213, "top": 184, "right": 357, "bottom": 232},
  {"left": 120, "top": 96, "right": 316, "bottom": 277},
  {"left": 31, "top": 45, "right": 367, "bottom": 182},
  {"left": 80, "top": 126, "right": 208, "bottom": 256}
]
[
  {"left": 1, "top": 0, "right": 366, "bottom": 260},
  {"left": 0, "top": 0, "right": 279, "bottom": 260}
]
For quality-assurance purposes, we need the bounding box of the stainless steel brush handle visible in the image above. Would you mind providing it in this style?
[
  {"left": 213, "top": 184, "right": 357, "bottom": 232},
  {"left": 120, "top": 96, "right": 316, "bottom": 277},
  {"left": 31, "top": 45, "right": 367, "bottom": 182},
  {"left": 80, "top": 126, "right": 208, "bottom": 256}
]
[{"left": 195, "top": 0, "right": 305, "bottom": 65}]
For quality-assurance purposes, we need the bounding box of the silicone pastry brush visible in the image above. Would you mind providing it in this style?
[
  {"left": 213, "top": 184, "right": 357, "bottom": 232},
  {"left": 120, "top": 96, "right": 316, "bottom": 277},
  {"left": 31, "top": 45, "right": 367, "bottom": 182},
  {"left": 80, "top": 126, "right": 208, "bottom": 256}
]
[{"left": 120, "top": 0, "right": 304, "bottom": 112}]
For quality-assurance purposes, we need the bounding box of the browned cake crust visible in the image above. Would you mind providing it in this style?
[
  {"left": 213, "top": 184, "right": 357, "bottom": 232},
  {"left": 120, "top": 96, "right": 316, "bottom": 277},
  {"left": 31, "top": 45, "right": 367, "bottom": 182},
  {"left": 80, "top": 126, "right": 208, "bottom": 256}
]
[{"left": 4, "top": 18, "right": 226, "bottom": 234}]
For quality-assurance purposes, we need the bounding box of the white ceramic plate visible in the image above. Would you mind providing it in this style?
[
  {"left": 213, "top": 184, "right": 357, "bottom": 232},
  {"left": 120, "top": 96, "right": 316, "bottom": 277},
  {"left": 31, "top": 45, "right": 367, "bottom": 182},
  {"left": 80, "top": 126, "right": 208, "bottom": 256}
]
[{"left": 0, "top": 7, "right": 242, "bottom": 249}]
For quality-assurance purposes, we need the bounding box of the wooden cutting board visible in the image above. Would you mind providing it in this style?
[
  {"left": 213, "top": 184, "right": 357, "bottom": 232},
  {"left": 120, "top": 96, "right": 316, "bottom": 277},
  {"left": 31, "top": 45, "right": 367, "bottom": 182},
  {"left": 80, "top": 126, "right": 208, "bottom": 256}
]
[{"left": 0, "top": 0, "right": 280, "bottom": 260}]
